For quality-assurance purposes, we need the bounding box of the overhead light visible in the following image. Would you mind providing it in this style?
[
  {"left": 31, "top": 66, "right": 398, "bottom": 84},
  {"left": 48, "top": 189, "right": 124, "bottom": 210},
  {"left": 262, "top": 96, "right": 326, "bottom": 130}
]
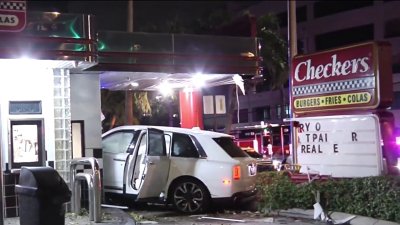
[
  {"left": 240, "top": 52, "right": 255, "bottom": 57},
  {"left": 251, "top": 74, "right": 263, "bottom": 80},
  {"left": 158, "top": 80, "right": 172, "bottom": 96},
  {"left": 130, "top": 82, "right": 139, "bottom": 87},
  {"left": 191, "top": 73, "right": 206, "bottom": 88},
  {"left": 183, "top": 86, "right": 193, "bottom": 92}
]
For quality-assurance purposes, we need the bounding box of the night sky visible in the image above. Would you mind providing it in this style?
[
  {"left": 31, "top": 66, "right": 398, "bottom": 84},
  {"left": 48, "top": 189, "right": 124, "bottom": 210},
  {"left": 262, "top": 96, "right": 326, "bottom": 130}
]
[{"left": 26, "top": 1, "right": 262, "bottom": 32}]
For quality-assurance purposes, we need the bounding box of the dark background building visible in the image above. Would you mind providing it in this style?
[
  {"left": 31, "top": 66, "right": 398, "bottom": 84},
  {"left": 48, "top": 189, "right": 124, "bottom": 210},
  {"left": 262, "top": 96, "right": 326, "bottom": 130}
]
[{"left": 232, "top": 0, "right": 400, "bottom": 129}]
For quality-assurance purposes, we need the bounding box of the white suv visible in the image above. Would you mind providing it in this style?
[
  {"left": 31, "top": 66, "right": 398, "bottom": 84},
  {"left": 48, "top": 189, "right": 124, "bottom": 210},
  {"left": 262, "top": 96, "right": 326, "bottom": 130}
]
[{"left": 102, "top": 125, "right": 258, "bottom": 214}]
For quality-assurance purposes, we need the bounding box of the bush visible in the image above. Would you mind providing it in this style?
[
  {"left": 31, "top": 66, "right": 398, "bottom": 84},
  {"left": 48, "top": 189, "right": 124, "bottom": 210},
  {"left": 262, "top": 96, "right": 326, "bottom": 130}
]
[{"left": 256, "top": 172, "right": 400, "bottom": 222}]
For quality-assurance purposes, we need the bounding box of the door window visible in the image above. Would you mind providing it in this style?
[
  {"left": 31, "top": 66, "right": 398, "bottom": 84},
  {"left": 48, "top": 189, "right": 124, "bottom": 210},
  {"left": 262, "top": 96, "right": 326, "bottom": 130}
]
[
  {"left": 132, "top": 133, "right": 147, "bottom": 190},
  {"left": 103, "top": 131, "right": 135, "bottom": 154},
  {"left": 171, "top": 133, "right": 199, "bottom": 158},
  {"left": 148, "top": 129, "right": 166, "bottom": 156}
]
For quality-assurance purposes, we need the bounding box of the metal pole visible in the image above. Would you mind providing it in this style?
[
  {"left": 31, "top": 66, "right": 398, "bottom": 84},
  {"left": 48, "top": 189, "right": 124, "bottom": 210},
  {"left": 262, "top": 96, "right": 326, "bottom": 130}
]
[
  {"left": 281, "top": 126, "right": 284, "bottom": 161},
  {"left": 69, "top": 157, "right": 101, "bottom": 222},
  {"left": 125, "top": 0, "right": 134, "bottom": 125},
  {"left": 127, "top": 0, "right": 134, "bottom": 32},
  {"left": 74, "top": 173, "right": 95, "bottom": 221},
  {"left": 287, "top": 0, "right": 298, "bottom": 165}
]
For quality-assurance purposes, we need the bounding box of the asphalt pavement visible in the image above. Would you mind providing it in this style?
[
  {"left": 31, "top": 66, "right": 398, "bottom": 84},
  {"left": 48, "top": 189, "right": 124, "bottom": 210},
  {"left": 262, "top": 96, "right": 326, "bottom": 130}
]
[{"left": 4, "top": 205, "right": 400, "bottom": 225}]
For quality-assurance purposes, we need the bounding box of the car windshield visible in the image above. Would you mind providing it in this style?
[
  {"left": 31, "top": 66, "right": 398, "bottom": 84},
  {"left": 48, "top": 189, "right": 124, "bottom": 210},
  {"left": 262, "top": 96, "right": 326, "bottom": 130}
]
[{"left": 213, "top": 137, "right": 248, "bottom": 157}]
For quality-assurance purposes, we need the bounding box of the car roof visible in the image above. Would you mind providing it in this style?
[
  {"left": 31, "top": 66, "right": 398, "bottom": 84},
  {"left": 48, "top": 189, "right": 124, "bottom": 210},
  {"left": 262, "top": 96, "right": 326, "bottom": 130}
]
[{"left": 102, "top": 125, "right": 233, "bottom": 138}]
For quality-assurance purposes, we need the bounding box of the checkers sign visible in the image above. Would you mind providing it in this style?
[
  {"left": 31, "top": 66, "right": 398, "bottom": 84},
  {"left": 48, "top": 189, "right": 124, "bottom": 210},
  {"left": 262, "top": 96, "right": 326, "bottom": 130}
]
[
  {"left": 291, "top": 42, "right": 393, "bottom": 114},
  {"left": 0, "top": 0, "right": 26, "bottom": 32}
]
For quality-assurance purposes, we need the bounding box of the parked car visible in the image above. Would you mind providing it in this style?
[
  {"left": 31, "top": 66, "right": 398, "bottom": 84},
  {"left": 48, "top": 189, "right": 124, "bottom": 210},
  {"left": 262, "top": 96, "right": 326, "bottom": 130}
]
[
  {"left": 102, "top": 125, "right": 258, "bottom": 214},
  {"left": 242, "top": 147, "right": 274, "bottom": 172}
]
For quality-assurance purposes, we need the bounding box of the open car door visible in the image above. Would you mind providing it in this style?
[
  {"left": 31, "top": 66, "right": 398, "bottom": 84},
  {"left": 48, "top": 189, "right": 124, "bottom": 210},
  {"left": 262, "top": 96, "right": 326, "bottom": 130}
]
[
  {"left": 135, "top": 128, "right": 170, "bottom": 200},
  {"left": 102, "top": 130, "right": 136, "bottom": 194}
]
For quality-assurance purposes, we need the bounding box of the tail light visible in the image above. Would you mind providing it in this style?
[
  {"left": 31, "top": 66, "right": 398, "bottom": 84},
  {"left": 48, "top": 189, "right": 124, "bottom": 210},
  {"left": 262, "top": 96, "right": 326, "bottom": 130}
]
[{"left": 233, "top": 165, "right": 241, "bottom": 180}]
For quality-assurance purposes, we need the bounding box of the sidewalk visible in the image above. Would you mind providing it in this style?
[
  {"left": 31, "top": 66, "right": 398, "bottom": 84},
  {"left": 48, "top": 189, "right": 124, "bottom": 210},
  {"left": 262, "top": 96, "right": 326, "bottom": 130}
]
[
  {"left": 4, "top": 207, "right": 400, "bottom": 225},
  {"left": 278, "top": 208, "right": 400, "bottom": 225},
  {"left": 4, "top": 207, "right": 136, "bottom": 225}
]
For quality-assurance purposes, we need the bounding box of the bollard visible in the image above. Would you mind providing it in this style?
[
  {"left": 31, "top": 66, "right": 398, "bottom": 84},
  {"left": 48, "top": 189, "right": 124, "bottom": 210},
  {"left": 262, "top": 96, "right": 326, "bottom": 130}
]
[
  {"left": 69, "top": 157, "right": 101, "bottom": 222},
  {"left": 74, "top": 173, "right": 95, "bottom": 221}
]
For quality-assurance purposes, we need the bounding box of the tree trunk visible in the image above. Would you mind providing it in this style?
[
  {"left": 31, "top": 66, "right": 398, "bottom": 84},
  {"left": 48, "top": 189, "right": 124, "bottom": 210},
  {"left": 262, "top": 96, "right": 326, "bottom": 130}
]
[
  {"left": 110, "top": 115, "right": 117, "bottom": 130},
  {"left": 125, "top": 91, "right": 134, "bottom": 125}
]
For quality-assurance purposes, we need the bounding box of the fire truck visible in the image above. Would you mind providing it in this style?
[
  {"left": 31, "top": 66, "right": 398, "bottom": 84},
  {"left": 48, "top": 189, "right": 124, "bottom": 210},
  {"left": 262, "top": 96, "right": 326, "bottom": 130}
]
[{"left": 230, "top": 123, "right": 291, "bottom": 158}]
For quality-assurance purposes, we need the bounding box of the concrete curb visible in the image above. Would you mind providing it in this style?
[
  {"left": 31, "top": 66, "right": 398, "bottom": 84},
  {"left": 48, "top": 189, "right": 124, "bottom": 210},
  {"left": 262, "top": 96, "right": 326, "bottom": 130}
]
[{"left": 277, "top": 208, "right": 400, "bottom": 225}]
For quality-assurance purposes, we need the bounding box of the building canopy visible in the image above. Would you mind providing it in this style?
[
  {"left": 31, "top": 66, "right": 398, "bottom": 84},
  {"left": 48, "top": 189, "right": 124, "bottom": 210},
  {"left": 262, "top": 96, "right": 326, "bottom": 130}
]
[{"left": 0, "top": 11, "right": 262, "bottom": 91}]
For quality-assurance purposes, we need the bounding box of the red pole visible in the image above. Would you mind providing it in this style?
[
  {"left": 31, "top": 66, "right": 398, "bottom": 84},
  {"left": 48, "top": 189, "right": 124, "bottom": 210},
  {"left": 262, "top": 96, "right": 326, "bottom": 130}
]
[{"left": 179, "top": 89, "right": 204, "bottom": 129}]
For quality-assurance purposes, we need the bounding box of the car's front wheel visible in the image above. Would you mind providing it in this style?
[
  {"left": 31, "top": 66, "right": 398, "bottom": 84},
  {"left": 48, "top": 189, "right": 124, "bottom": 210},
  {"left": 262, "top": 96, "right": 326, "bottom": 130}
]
[{"left": 170, "top": 179, "right": 210, "bottom": 214}]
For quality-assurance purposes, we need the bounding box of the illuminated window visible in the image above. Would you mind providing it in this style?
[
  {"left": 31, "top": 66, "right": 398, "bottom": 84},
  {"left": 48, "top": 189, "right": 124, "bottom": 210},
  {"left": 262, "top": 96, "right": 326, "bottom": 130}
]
[
  {"left": 284, "top": 104, "right": 290, "bottom": 118},
  {"left": 276, "top": 105, "right": 282, "bottom": 119}
]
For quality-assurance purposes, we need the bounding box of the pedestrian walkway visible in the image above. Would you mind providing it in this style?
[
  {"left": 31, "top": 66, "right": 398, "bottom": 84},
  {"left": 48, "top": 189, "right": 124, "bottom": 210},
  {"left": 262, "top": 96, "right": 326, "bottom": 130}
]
[
  {"left": 4, "top": 207, "right": 400, "bottom": 225},
  {"left": 278, "top": 208, "right": 400, "bottom": 225}
]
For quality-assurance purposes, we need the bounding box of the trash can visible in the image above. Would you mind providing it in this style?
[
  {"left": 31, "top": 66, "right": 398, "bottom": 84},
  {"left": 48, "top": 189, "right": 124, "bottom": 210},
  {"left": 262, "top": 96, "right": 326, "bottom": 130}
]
[{"left": 15, "top": 166, "right": 71, "bottom": 225}]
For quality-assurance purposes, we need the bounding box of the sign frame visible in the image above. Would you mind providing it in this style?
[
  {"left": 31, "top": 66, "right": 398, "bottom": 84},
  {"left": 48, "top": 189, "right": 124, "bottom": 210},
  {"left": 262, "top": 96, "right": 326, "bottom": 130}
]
[
  {"left": 295, "top": 114, "right": 384, "bottom": 178},
  {"left": 291, "top": 42, "right": 392, "bottom": 115},
  {"left": 9, "top": 119, "right": 44, "bottom": 169}
]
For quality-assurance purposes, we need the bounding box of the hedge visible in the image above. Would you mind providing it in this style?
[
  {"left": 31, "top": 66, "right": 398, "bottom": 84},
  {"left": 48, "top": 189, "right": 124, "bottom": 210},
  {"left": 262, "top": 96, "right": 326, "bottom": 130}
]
[{"left": 256, "top": 171, "right": 400, "bottom": 223}]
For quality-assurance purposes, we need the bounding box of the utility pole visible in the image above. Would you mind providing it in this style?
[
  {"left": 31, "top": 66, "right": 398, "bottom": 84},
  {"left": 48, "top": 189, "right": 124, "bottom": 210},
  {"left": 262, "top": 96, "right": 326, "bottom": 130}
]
[
  {"left": 127, "top": 0, "right": 134, "bottom": 32},
  {"left": 125, "top": 0, "right": 134, "bottom": 124},
  {"left": 287, "top": 0, "right": 298, "bottom": 164}
]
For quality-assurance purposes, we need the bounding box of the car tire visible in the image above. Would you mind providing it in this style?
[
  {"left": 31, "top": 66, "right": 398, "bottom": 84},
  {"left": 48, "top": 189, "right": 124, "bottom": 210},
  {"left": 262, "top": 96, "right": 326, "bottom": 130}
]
[{"left": 170, "top": 179, "right": 210, "bottom": 214}]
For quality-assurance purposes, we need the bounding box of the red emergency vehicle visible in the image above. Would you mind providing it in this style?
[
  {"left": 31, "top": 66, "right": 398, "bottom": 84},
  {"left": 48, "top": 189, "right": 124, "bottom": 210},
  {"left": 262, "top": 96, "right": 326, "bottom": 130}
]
[{"left": 230, "top": 123, "right": 291, "bottom": 158}]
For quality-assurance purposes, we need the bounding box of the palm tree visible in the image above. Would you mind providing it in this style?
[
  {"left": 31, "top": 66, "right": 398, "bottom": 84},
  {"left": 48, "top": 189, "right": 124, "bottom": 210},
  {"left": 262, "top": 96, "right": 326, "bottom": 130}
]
[
  {"left": 101, "top": 89, "right": 126, "bottom": 132},
  {"left": 224, "top": 12, "right": 288, "bottom": 134},
  {"left": 257, "top": 12, "right": 289, "bottom": 119},
  {"left": 258, "top": 13, "right": 288, "bottom": 86}
]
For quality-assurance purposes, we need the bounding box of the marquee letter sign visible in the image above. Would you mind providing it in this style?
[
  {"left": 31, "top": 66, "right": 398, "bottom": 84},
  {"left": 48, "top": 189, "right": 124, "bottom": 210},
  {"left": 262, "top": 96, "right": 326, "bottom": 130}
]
[
  {"left": 296, "top": 114, "right": 383, "bottom": 177},
  {"left": 0, "top": 0, "right": 26, "bottom": 32}
]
